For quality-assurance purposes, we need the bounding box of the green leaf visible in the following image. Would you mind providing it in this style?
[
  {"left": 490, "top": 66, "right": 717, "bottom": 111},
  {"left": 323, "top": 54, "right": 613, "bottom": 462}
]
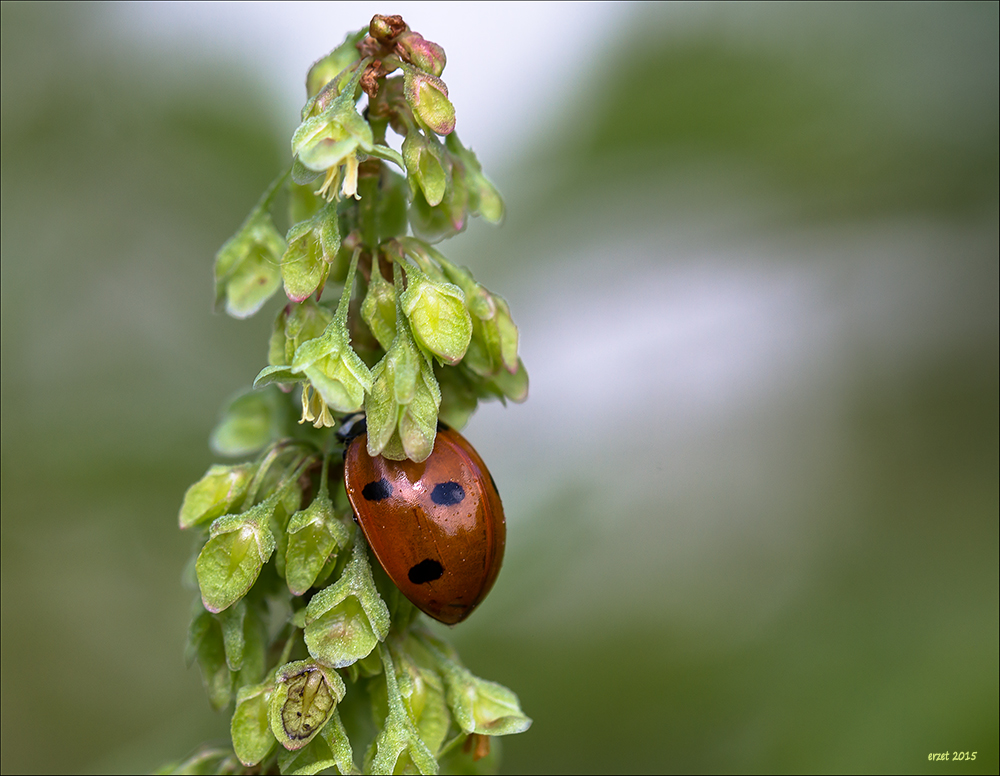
[
  {"left": 196, "top": 502, "right": 277, "bottom": 613},
  {"left": 252, "top": 365, "right": 303, "bottom": 389}
]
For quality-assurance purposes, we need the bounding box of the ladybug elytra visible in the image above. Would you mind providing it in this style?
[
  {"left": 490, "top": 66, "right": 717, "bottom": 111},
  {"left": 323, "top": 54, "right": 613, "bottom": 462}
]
[{"left": 342, "top": 420, "right": 505, "bottom": 625}]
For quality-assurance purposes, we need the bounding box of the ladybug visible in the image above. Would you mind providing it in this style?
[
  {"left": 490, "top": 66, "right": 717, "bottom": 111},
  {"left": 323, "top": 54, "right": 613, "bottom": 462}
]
[{"left": 341, "top": 419, "right": 505, "bottom": 625}]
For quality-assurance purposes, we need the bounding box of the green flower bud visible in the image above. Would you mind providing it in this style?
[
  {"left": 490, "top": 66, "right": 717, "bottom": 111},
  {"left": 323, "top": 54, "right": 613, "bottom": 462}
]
[
  {"left": 285, "top": 464, "right": 352, "bottom": 596},
  {"left": 424, "top": 636, "right": 531, "bottom": 737},
  {"left": 402, "top": 132, "right": 449, "bottom": 207},
  {"left": 306, "top": 30, "right": 365, "bottom": 99},
  {"left": 231, "top": 680, "right": 276, "bottom": 767},
  {"left": 281, "top": 201, "right": 341, "bottom": 303},
  {"left": 401, "top": 265, "right": 472, "bottom": 366},
  {"left": 214, "top": 210, "right": 284, "bottom": 319},
  {"left": 268, "top": 660, "right": 346, "bottom": 751},
  {"left": 361, "top": 260, "right": 398, "bottom": 351},
  {"left": 196, "top": 500, "right": 277, "bottom": 613},
  {"left": 366, "top": 318, "right": 442, "bottom": 462},
  {"left": 179, "top": 462, "right": 254, "bottom": 530},
  {"left": 292, "top": 68, "right": 374, "bottom": 194},
  {"left": 265, "top": 252, "right": 372, "bottom": 417},
  {"left": 366, "top": 645, "right": 439, "bottom": 776},
  {"left": 268, "top": 299, "right": 334, "bottom": 370},
  {"left": 276, "top": 708, "right": 353, "bottom": 775},
  {"left": 209, "top": 387, "right": 288, "bottom": 458},
  {"left": 395, "top": 31, "right": 446, "bottom": 77},
  {"left": 403, "top": 65, "right": 455, "bottom": 136},
  {"left": 290, "top": 315, "right": 371, "bottom": 416},
  {"left": 304, "top": 541, "right": 390, "bottom": 668}
]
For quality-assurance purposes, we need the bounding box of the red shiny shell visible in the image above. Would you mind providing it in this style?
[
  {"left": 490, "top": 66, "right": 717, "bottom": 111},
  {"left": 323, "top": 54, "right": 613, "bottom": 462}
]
[{"left": 343, "top": 425, "right": 505, "bottom": 625}]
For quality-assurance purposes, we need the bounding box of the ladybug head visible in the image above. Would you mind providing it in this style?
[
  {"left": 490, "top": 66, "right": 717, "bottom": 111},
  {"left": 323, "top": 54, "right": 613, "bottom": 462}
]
[{"left": 336, "top": 413, "right": 367, "bottom": 446}]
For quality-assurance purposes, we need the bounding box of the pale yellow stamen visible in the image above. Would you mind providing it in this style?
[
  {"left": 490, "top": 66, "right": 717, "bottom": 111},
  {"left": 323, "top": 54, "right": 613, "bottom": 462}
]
[
  {"left": 298, "top": 384, "right": 315, "bottom": 425},
  {"left": 316, "top": 166, "right": 340, "bottom": 201},
  {"left": 341, "top": 155, "right": 360, "bottom": 200}
]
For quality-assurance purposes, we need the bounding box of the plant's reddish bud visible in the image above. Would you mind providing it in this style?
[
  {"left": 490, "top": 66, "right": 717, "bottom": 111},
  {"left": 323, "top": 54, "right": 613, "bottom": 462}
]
[
  {"left": 395, "top": 31, "right": 447, "bottom": 77},
  {"left": 403, "top": 68, "right": 456, "bottom": 136}
]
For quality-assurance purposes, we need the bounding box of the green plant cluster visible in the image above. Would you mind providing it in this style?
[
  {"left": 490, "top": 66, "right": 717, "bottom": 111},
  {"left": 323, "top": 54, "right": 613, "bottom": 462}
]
[{"left": 162, "top": 16, "right": 530, "bottom": 775}]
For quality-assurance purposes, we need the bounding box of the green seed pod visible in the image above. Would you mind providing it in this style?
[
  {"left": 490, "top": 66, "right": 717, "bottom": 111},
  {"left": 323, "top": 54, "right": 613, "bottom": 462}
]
[
  {"left": 214, "top": 210, "right": 284, "bottom": 319},
  {"left": 179, "top": 462, "right": 254, "bottom": 530},
  {"left": 196, "top": 501, "right": 277, "bottom": 613},
  {"left": 292, "top": 73, "right": 373, "bottom": 174},
  {"left": 303, "top": 541, "right": 390, "bottom": 668},
  {"left": 289, "top": 252, "right": 372, "bottom": 414},
  {"left": 281, "top": 201, "right": 341, "bottom": 303},
  {"left": 231, "top": 680, "right": 276, "bottom": 767},
  {"left": 395, "top": 31, "right": 447, "bottom": 77},
  {"left": 268, "top": 660, "right": 345, "bottom": 751},
  {"left": 284, "top": 464, "right": 352, "bottom": 596},
  {"left": 401, "top": 264, "right": 472, "bottom": 366},
  {"left": 423, "top": 634, "right": 532, "bottom": 737},
  {"left": 402, "top": 131, "right": 449, "bottom": 207}
]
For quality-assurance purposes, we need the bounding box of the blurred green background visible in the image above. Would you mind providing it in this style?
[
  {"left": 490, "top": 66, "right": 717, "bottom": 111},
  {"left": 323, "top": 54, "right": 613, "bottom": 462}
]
[{"left": 2, "top": 3, "right": 996, "bottom": 773}]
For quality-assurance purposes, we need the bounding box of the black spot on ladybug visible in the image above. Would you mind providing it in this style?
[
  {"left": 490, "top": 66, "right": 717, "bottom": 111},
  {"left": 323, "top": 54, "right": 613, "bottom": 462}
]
[
  {"left": 408, "top": 559, "right": 444, "bottom": 584},
  {"left": 362, "top": 478, "right": 392, "bottom": 501},
  {"left": 431, "top": 481, "right": 465, "bottom": 506}
]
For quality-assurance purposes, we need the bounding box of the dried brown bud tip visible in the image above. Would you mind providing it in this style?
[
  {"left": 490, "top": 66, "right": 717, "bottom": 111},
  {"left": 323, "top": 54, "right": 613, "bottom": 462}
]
[{"left": 369, "top": 14, "right": 407, "bottom": 44}]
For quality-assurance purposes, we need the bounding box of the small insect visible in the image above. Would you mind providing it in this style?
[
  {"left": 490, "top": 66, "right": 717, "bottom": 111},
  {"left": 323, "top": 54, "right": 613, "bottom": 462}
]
[{"left": 342, "top": 418, "right": 505, "bottom": 625}]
